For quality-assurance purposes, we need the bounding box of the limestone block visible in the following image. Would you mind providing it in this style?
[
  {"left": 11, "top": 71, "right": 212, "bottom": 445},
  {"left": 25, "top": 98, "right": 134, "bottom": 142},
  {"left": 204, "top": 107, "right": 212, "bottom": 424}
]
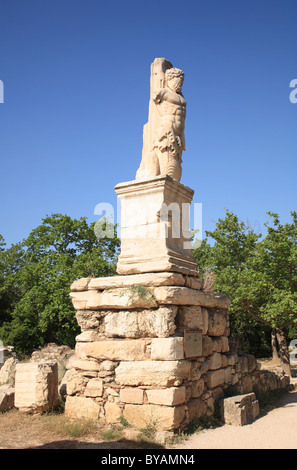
[
  {"left": 84, "top": 378, "right": 103, "bottom": 397},
  {"left": 239, "top": 374, "right": 253, "bottom": 393},
  {"left": 212, "top": 338, "right": 222, "bottom": 353},
  {"left": 70, "top": 288, "right": 158, "bottom": 310},
  {"left": 81, "top": 339, "right": 150, "bottom": 362},
  {"left": 176, "top": 306, "right": 203, "bottom": 331},
  {"left": 224, "top": 366, "right": 233, "bottom": 384},
  {"left": 106, "top": 386, "right": 119, "bottom": 397},
  {"left": 88, "top": 272, "right": 186, "bottom": 290},
  {"left": 115, "top": 176, "right": 198, "bottom": 277},
  {"left": 123, "top": 403, "right": 186, "bottom": 431},
  {"left": 71, "top": 358, "right": 101, "bottom": 372},
  {"left": 75, "top": 342, "right": 88, "bottom": 360},
  {"left": 115, "top": 360, "right": 191, "bottom": 387},
  {"left": 15, "top": 361, "right": 58, "bottom": 413},
  {"left": 184, "top": 277, "right": 204, "bottom": 290},
  {"left": 0, "top": 358, "right": 17, "bottom": 386},
  {"left": 120, "top": 388, "right": 144, "bottom": 404},
  {"left": 151, "top": 337, "right": 184, "bottom": 360},
  {"left": 205, "top": 395, "right": 215, "bottom": 416},
  {"left": 75, "top": 310, "right": 103, "bottom": 330},
  {"left": 252, "top": 399, "right": 260, "bottom": 419},
  {"left": 205, "top": 369, "right": 226, "bottom": 388},
  {"left": 231, "top": 373, "right": 239, "bottom": 386},
  {"left": 99, "top": 360, "right": 117, "bottom": 371},
  {"left": 187, "top": 398, "right": 208, "bottom": 421},
  {"left": 0, "top": 385, "right": 14, "bottom": 412},
  {"left": 65, "top": 395, "right": 101, "bottom": 421},
  {"left": 146, "top": 387, "right": 186, "bottom": 405},
  {"left": 64, "top": 354, "right": 78, "bottom": 371},
  {"left": 70, "top": 290, "right": 102, "bottom": 310},
  {"left": 100, "top": 287, "right": 158, "bottom": 309},
  {"left": 153, "top": 286, "right": 231, "bottom": 309},
  {"left": 70, "top": 277, "right": 93, "bottom": 291},
  {"left": 226, "top": 352, "right": 238, "bottom": 366},
  {"left": 65, "top": 370, "right": 85, "bottom": 396},
  {"left": 104, "top": 401, "right": 122, "bottom": 423},
  {"left": 208, "top": 310, "right": 228, "bottom": 336},
  {"left": 104, "top": 306, "right": 177, "bottom": 338},
  {"left": 221, "top": 355, "right": 228, "bottom": 367},
  {"left": 202, "top": 308, "right": 209, "bottom": 335},
  {"left": 221, "top": 336, "right": 230, "bottom": 353},
  {"left": 191, "top": 363, "right": 202, "bottom": 383},
  {"left": 202, "top": 335, "right": 213, "bottom": 357},
  {"left": 220, "top": 393, "right": 259, "bottom": 426},
  {"left": 76, "top": 330, "right": 103, "bottom": 342},
  {"left": 191, "top": 378, "right": 205, "bottom": 398},
  {"left": 208, "top": 353, "right": 222, "bottom": 370},
  {"left": 237, "top": 355, "right": 249, "bottom": 374},
  {"left": 199, "top": 360, "right": 209, "bottom": 375}
]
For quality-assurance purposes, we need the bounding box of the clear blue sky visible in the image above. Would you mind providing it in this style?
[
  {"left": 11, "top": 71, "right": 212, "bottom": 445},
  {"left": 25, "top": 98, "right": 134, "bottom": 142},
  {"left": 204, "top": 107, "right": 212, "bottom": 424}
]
[{"left": 0, "top": 0, "right": 296, "bottom": 247}]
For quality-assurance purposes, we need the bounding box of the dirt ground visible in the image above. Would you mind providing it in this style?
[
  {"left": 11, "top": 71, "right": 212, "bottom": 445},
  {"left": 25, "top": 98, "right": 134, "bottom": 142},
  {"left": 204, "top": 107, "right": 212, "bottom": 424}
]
[
  {"left": 1, "top": 360, "right": 297, "bottom": 450},
  {"left": 172, "top": 387, "right": 297, "bottom": 450}
]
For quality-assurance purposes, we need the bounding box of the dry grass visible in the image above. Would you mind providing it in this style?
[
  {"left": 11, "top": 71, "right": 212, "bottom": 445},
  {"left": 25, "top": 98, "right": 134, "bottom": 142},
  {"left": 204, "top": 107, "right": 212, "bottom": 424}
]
[{"left": 0, "top": 408, "right": 164, "bottom": 449}]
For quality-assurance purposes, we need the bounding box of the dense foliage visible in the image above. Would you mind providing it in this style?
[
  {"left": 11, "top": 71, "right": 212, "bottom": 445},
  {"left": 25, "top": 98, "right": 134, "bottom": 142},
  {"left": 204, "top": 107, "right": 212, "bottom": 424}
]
[
  {"left": 0, "top": 214, "right": 120, "bottom": 354},
  {"left": 193, "top": 210, "right": 297, "bottom": 373}
]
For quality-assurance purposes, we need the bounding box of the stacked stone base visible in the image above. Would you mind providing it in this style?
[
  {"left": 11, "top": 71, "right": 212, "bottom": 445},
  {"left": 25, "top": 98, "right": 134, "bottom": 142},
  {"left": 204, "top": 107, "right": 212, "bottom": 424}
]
[{"left": 66, "top": 272, "right": 290, "bottom": 431}]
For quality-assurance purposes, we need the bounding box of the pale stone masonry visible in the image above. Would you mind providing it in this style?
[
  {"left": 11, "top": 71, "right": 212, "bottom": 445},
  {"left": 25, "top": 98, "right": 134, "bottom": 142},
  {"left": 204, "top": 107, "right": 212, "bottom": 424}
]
[
  {"left": 66, "top": 270, "right": 290, "bottom": 430},
  {"left": 15, "top": 361, "right": 58, "bottom": 413},
  {"left": 220, "top": 393, "right": 260, "bottom": 426},
  {"left": 114, "top": 176, "right": 198, "bottom": 276}
]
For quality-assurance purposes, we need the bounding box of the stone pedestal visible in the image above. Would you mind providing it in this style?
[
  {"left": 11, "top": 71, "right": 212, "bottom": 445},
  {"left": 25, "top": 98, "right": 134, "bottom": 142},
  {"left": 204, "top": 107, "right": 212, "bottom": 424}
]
[
  {"left": 67, "top": 273, "right": 290, "bottom": 430},
  {"left": 67, "top": 272, "right": 233, "bottom": 430},
  {"left": 115, "top": 176, "right": 198, "bottom": 276},
  {"left": 15, "top": 361, "right": 58, "bottom": 413}
]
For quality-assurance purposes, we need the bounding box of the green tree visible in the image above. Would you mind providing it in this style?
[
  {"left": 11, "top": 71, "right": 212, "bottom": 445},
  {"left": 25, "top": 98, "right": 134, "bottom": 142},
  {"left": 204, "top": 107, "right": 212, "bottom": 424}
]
[
  {"left": 0, "top": 214, "right": 120, "bottom": 354},
  {"left": 193, "top": 209, "right": 297, "bottom": 374},
  {"left": 193, "top": 210, "right": 270, "bottom": 357},
  {"left": 0, "top": 239, "right": 25, "bottom": 326},
  {"left": 235, "top": 212, "right": 297, "bottom": 375}
]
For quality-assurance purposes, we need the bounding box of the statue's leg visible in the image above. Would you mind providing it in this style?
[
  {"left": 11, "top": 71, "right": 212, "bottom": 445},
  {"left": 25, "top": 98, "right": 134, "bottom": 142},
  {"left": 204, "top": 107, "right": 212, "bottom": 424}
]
[
  {"left": 157, "top": 148, "right": 182, "bottom": 181},
  {"left": 136, "top": 151, "right": 160, "bottom": 180}
]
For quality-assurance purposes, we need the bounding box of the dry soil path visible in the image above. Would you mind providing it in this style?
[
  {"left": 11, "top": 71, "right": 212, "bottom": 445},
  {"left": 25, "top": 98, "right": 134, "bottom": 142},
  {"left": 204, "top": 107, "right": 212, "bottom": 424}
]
[{"left": 171, "top": 388, "right": 297, "bottom": 450}]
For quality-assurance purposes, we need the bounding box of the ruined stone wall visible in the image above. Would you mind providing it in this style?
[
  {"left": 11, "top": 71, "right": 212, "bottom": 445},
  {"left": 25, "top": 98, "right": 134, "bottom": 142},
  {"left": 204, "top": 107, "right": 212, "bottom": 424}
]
[{"left": 65, "top": 272, "right": 290, "bottom": 431}]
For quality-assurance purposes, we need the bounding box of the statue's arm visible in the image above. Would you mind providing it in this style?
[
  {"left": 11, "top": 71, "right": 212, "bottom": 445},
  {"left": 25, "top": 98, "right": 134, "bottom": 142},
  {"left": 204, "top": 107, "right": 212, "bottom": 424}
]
[{"left": 152, "top": 88, "right": 166, "bottom": 104}]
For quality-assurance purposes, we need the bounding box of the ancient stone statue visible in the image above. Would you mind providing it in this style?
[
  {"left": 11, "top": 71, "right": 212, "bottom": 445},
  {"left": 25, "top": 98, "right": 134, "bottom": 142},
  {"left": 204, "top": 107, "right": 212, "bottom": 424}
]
[{"left": 136, "top": 58, "right": 186, "bottom": 182}]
